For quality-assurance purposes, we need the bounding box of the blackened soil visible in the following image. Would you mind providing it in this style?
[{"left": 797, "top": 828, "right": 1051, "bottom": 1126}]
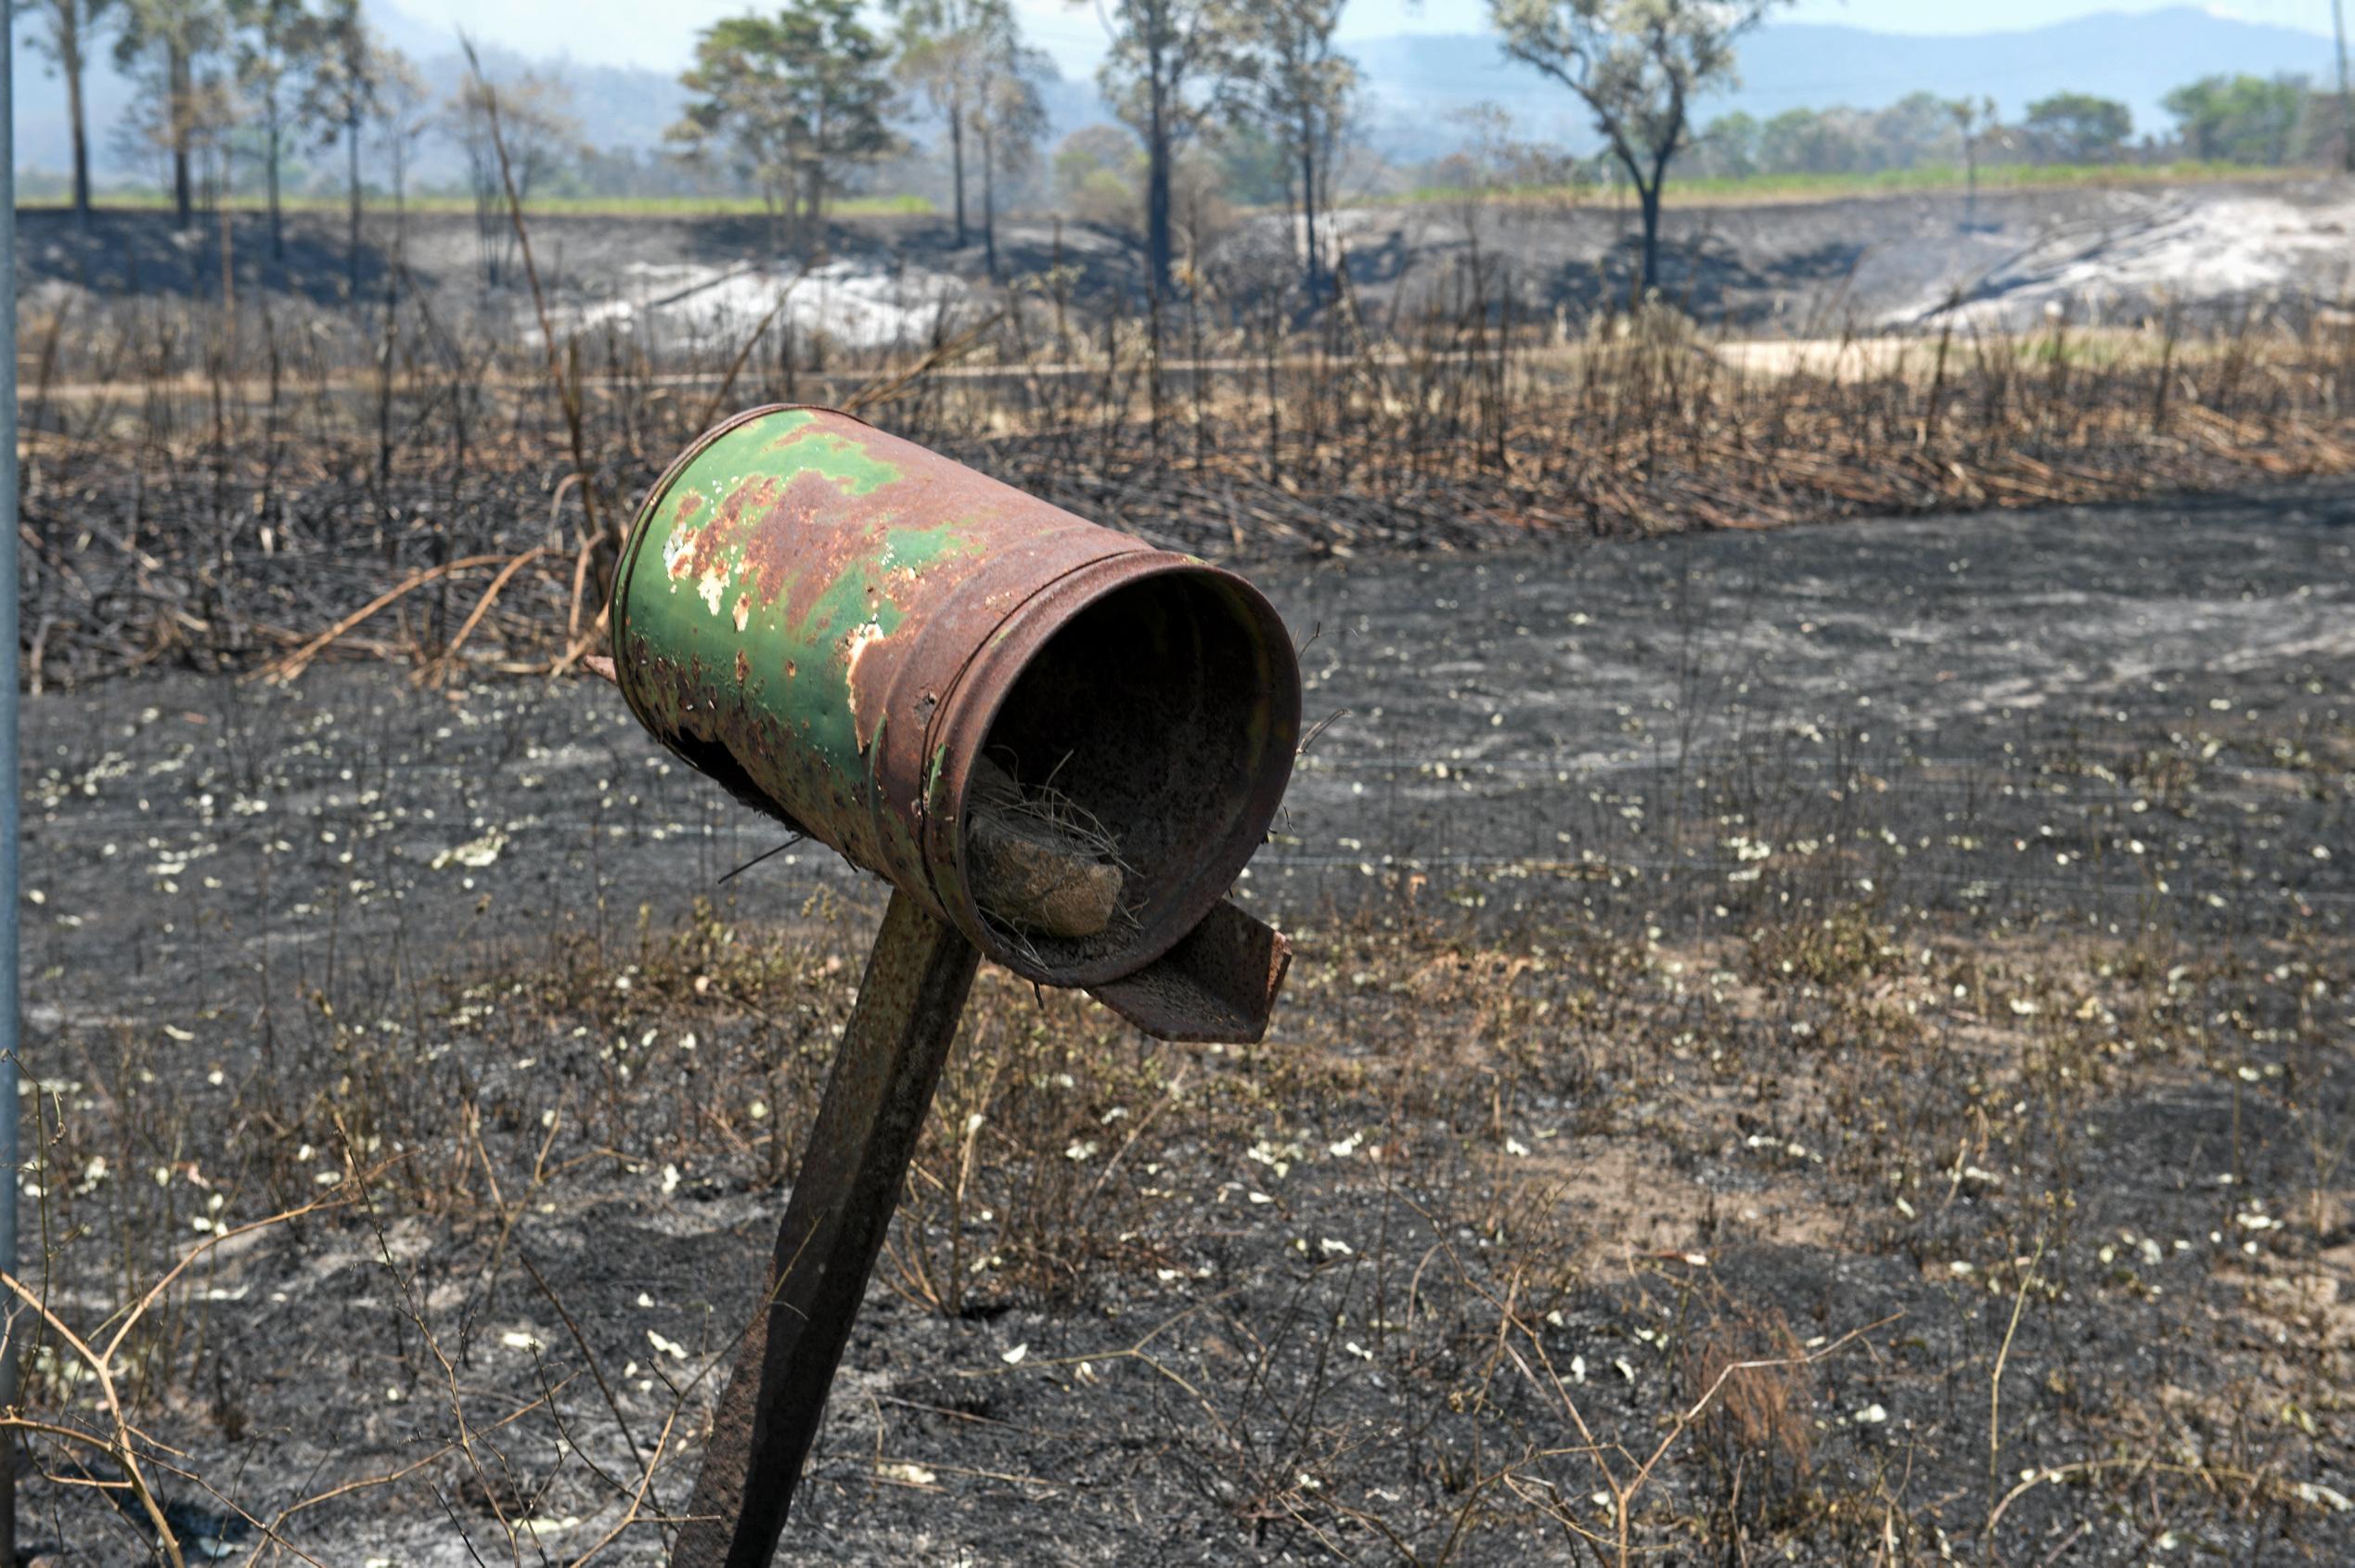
[
  {"left": 23, "top": 178, "right": 2355, "bottom": 333},
  {"left": 15, "top": 484, "right": 2354, "bottom": 1563}
]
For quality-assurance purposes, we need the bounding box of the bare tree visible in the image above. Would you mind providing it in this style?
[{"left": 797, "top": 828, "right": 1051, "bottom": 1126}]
[
  {"left": 1489, "top": 0, "right": 1788, "bottom": 299},
  {"left": 449, "top": 64, "right": 578, "bottom": 287},
  {"left": 372, "top": 45, "right": 431, "bottom": 244},
  {"left": 1228, "top": 0, "right": 1354, "bottom": 305},
  {"left": 19, "top": 0, "right": 122, "bottom": 230},
  {"left": 1949, "top": 94, "right": 1996, "bottom": 228},
  {"left": 1095, "top": 0, "right": 1235, "bottom": 299}
]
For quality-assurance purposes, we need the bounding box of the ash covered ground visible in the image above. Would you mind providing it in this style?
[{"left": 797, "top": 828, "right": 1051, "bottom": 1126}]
[
  {"left": 13, "top": 486, "right": 2354, "bottom": 1562},
  {"left": 20, "top": 177, "right": 2355, "bottom": 346}
]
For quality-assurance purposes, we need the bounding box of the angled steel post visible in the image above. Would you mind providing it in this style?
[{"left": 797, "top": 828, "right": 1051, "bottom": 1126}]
[{"left": 668, "top": 892, "right": 977, "bottom": 1566}]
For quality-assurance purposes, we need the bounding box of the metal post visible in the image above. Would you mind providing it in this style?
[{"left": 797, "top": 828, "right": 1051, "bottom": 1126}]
[
  {"left": 2336, "top": 0, "right": 2353, "bottom": 175},
  {"left": 669, "top": 890, "right": 978, "bottom": 1568},
  {"left": 1, "top": 9, "right": 21, "bottom": 1559}
]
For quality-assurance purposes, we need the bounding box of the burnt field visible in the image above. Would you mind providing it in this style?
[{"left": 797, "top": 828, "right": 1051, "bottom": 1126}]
[
  {"left": 19, "top": 257, "right": 2355, "bottom": 695},
  {"left": 20, "top": 177, "right": 2355, "bottom": 333},
  {"left": 11, "top": 482, "right": 2352, "bottom": 1563}
]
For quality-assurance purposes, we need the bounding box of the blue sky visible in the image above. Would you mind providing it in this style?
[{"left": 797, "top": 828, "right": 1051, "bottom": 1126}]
[{"left": 378, "top": 1, "right": 2343, "bottom": 79}]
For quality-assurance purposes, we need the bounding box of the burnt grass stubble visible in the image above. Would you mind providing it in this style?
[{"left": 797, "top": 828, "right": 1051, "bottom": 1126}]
[
  {"left": 15, "top": 203, "right": 2355, "bottom": 689},
  {"left": 9, "top": 482, "right": 2352, "bottom": 1563},
  {"left": 7, "top": 228, "right": 2355, "bottom": 1560}
]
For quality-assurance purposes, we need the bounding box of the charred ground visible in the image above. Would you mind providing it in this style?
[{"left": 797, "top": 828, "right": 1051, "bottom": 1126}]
[
  {"left": 19, "top": 176, "right": 2355, "bottom": 333},
  {"left": 11, "top": 483, "right": 2353, "bottom": 1563}
]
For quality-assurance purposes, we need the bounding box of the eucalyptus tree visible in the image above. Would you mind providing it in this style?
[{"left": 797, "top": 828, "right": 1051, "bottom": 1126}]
[
  {"left": 1093, "top": 0, "right": 1238, "bottom": 299},
  {"left": 19, "top": 0, "right": 122, "bottom": 226},
  {"left": 672, "top": 15, "right": 804, "bottom": 252},
  {"left": 226, "top": 0, "right": 313, "bottom": 261},
  {"left": 893, "top": 0, "right": 986, "bottom": 245},
  {"left": 967, "top": 6, "right": 1052, "bottom": 276},
  {"left": 115, "top": 0, "right": 229, "bottom": 226},
  {"left": 673, "top": 1, "right": 897, "bottom": 257},
  {"left": 2336, "top": 0, "right": 2350, "bottom": 173},
  {"left": 1229, "top": 0, "right": 1355, "bottom": 304},
  {"left": 2023, "top": 92, "right": 2131, "bottom": 163},
  {"left": 297, "top": 0, "right": 382, "bottom": 289},
  {"left": 2163, "top": 73, "right": 2310, "bottom": 165},
  {"left": 1489, "top": 0, "right": 1788, "bottom": 298}
]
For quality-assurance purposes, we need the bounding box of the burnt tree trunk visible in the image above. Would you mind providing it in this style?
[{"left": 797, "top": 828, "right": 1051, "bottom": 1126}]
[
  {"left": 346, "top": 108, "right": 364, "bottom": 294},
  {"left": 1146, "top": 62, "right": 1173, "bottom": 299},
  {"left": 949, "top": 98, "right": 969, "bottom": 248},
  {"left": 980, "top": 121, "right": 998, "bottom": 278},
  {"left": 67, "top": 48, "right": 93, "bottom": 228},
  {"left": 171, "top": 45, "right": 194, "bottom": 228}
]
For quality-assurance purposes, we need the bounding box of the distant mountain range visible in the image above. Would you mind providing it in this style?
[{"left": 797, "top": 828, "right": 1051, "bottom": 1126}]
[
  {"left": 1349, "top": 9, "right": 2347, "bottom": 155},
  {"left": 11, "top": 4, "right": 2345, "bottom": 183}
]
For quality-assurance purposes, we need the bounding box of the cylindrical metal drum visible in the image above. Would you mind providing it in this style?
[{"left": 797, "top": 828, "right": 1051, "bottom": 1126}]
[{"left": 611, "top": 405, "right": 1301, "bottom": 990}]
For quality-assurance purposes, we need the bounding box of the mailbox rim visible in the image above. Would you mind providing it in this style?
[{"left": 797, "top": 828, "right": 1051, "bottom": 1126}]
[{"left": 917, "top": 547, "right": 1301, "bottom": 988}]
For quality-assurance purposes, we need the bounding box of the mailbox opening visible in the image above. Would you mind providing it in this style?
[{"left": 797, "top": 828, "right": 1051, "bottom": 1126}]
[{"left": 970, "top": 569, "right": 1294, "bottom": 977}]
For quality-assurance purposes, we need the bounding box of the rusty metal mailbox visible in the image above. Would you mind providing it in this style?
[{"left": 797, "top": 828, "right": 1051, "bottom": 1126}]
[
  {"left": 611, "top": 404, "right": 1300, "bottom": 1037},
  {"left": 601, "top": 406, "right": 1302, "bottom": 1565}
]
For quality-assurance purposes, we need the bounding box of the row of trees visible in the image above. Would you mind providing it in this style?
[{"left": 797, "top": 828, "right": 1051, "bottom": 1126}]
[
  {"left": 20, "top": 0, "right": 409, "bottom": 265},
  {"left": 669, "top": 0, "right": 1050, "bottom": 272},
  {"left": 894, "top": 0, "right": 1053, "bottom": 270},
  {"left": 16, "top": 0, "right": 762, "bottom": 289},
  {"left": 2164, "top": 73, "right": 2345, "bottom": 166},
  {"left": 1062, "top": 0, "right": 1820, "bottom": 302},
  {"left": 19, "top": 0, "right": 2355, "bottom": 310},
  {"left": 1103, "top": 0, "right": 1359, "bottom": 302},
  {"left": 1682, "top": 77, "right": 2347, "bottom": 182},
  {"left": 667, "top": 0, "right": 1362, "bottom": 300},
  {"left": 1685, "top": 92, "right": 2125, "bottom": 179}
]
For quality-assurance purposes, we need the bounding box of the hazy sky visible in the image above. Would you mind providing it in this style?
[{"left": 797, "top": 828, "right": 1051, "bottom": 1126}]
[{"left": 385, "top": 1, "right": 2343, "bottom": 78}]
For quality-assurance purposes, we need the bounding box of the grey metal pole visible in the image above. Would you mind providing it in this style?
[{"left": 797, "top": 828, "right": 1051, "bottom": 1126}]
[
  {"left": 0, "top": 6, "right": 21, "bottom": 1558},
  {"left": 2336, "top": 0, "right": 2353, "bottom": 174}
]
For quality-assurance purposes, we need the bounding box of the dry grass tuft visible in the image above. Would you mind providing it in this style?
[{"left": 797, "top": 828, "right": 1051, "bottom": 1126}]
[{"left": 1680, "top": 1296, "right": 1816, "bottom": 1532}]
